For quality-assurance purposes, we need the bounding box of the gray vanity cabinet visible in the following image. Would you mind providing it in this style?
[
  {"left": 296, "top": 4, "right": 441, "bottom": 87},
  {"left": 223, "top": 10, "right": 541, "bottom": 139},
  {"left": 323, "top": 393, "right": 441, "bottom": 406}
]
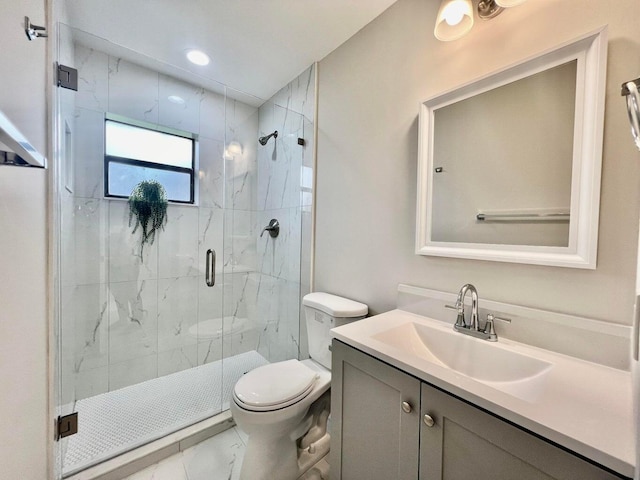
[
  {"left": 419, "top": 382, "right": 620, "bottom": 480},
  {"left": 332, "top": 340, "right": 623, "bottom": 480},
  {"left": 330, "top": 340, "right": 421, "bottom": 480}
]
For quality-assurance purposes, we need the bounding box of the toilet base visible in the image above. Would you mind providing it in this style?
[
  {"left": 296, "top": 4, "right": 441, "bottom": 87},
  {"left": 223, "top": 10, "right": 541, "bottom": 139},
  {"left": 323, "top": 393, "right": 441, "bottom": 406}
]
[
  {"left": 239, "top": 431, "right": 331, "bottom": 480},
  {"left": 239, "top": 431, "right": 299, "bottom": 480},
  {"left": 238, "top": 391, "right": 331, "bottom": 480}
]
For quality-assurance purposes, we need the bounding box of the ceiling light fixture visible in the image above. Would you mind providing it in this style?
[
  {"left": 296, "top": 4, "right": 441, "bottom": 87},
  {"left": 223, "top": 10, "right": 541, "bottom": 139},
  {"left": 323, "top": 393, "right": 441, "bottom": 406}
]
[
  {"left": 186, "top": 49, "right": 210, "bottom": 66},
  {"left": 435, "top": 0, "right": 527, "bottom": 41},
  {"left": 434, "top": 0, "right": 474, "bottom": 42}
]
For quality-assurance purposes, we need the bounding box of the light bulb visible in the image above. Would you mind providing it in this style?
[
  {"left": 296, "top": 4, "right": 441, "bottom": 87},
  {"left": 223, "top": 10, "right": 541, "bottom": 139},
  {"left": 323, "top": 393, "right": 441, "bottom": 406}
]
[{"left": 443, "top": 1, "right": 465, "bottom": 26}]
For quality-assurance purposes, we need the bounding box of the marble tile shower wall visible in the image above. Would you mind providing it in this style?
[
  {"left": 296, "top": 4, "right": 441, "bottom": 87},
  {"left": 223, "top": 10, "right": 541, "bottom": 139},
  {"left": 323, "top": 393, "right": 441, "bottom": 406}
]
[
  {"left": 60, "top": 44, "right": 259, "bottom": 405},
  {"left": 254, "top": 65, "right": 315, "bottom": 363},
  {"left": 60, "top": 44, "right": 314, "bottom": 407}
]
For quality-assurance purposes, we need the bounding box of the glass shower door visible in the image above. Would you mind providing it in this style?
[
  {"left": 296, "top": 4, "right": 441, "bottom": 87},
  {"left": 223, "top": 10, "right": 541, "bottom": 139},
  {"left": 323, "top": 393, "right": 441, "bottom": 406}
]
[{"left": 54, "top": 23, "right": 228, "bottom": 477}]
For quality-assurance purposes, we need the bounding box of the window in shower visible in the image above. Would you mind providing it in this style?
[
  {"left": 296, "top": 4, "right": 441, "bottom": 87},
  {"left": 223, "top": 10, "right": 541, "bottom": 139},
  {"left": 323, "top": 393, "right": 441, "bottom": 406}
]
[{"left": 104, "top": 115, "right": 196, "bottom": 203}]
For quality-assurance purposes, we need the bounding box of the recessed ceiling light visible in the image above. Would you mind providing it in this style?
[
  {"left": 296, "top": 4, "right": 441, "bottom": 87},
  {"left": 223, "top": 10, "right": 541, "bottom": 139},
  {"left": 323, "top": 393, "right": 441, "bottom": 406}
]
[
  {"left": 186, "top": 49, "right": 210, "bottom": 66},
  {"left": 167, "top": 95, "right": 185, "bottom": 105}
]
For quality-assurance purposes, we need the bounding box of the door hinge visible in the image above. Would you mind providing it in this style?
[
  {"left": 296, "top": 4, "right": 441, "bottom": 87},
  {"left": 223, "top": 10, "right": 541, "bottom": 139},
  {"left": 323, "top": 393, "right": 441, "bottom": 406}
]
[
  {"left": 57, "top": 63, "right": 78, "bottom": 91},
  {"left": 56, "top": 412, "right": 78, "bottom": 440}
]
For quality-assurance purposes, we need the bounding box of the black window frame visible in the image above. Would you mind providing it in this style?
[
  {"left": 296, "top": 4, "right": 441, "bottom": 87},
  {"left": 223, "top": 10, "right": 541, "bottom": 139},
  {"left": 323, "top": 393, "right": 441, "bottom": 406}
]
[{"left": 103, "top": 115, "right": 197, "bottom": 205}]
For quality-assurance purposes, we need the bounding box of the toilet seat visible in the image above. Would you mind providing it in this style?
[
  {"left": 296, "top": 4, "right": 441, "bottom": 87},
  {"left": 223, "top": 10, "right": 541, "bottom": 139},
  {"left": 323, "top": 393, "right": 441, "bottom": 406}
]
[{"left": 233, "top": 360, "right": 319, "bottom": 412}]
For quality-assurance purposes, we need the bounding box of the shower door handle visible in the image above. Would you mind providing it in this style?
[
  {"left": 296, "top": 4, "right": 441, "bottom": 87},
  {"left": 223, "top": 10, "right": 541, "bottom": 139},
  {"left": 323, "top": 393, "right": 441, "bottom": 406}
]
[{"left": 205, "top": 249, "right": 216, "bottom": 287}]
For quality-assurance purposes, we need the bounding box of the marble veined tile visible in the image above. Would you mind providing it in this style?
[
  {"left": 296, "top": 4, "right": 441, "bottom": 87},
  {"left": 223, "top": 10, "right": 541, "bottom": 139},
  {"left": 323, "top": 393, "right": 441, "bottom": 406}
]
[
  {"left": 272, "top": 64, "right": 315, "bottom": 118},
  {"left": 72, "top": 108, "right": 105, "bottom": 199},
  {"left": 225, "top": 209, "right": 256, "bottom": 272},
  {"left": 158, "top": 205, "right": 199, "bottom": 278},
  {"left": 197, "top": 338, "right": 223, "bottom": 366},
  {"left": 108, "top": 279, "right": 159, "bottom": 365},
  {"left": 157, "top": 345, "right": 198, "bottom": 377},
  {"left": 61, "top": 283, "right": 109, "bottom": 373},
  {"left": 225, "top": 97, "right": 259, "bottom": 211},
  {"left": 182, "top": 427, "right": 245, "bottom": 480},
  {"left": 108, "top": 354, "right": 158, "bottom": 392},
  {"left": 198, "top": 207, "right": 225, "bottom": 276},
  {"left": 121, "top": 427, "right": 245, "bottom": 480},
  {"left": 199, "top": 89, "right": 226, "bottom": 142},
  {"left": 198, "top": 138, "right": 225, "bottom": 209},
  {"left": 159, "top": 74, "right": 204, "bottom": 134},
  {"left": 70, "top": 197, "right": 107, "bottom": 285},
  {"left": 157, "top": 276, "right": 198, "bottom": 353},
  {"left": 302, "top": 64, "right": 316, "bottom": 123},
  {"left": 61, "top": 282, "right": 110, "bottom": 404},
  {"left": 72, "top": 365, "right": 110, "bottom": 403},
  {"left": 75, "top": 44, "right": 108, "bottom": 112},
  {"left": 256, "top": 208, "right": 301, "bottom": 283},
  {"left": 257, "top": 104, "right": 304, "bottom": 211},
  {"left": 124, "top": 452, "right": 188, "bottom": 480},
  {"left": 108, "top": 56, "right": 159, "bottom": 124}
]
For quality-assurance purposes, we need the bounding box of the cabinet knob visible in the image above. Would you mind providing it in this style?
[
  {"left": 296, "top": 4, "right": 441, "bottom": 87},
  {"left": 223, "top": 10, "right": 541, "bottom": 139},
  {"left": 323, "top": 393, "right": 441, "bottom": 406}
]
[
  {"left": 423, "top": 414, "right": 435, "bottom": 427},
  {"left": 401, "top": 401, "right": 413, "bottom": 413}
]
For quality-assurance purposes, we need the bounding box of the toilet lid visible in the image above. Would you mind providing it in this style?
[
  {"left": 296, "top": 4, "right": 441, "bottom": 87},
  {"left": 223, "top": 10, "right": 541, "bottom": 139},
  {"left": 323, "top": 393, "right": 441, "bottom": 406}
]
[{"left": 233, "top": 360, "right": 318, "bottom": 409}]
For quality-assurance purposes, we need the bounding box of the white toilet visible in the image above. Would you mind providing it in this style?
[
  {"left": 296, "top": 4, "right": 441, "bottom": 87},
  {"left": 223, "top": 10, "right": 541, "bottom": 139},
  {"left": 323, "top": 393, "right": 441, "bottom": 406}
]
[{"left": 230, "top": 292, "right": 367, "bottom": 480}]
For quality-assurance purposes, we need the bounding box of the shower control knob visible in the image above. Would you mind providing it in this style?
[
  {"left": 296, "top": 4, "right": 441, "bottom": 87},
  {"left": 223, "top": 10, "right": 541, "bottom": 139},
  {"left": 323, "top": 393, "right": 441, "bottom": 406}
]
[
  {"left": 401, "top": 401, "right": 413, "bottom": 414},
  {"left": 423, "top": 414, "right": 435, "bottom": 427}
]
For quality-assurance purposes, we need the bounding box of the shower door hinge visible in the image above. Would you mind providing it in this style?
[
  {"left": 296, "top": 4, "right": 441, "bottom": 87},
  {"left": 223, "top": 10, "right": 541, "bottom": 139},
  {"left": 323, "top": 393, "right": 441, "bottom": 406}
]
[
  {"left": 57, "top": 63, "right": 78, "bottom": 91},
  {"left": 56, "top": 412, "right": 78, "bottom": 440}
]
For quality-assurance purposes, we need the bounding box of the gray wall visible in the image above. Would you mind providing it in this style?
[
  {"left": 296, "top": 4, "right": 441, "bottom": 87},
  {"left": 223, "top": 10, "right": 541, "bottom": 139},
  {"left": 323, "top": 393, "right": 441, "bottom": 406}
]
[{"left": 315, "top": 0, "right": 640, "bottom": 325}]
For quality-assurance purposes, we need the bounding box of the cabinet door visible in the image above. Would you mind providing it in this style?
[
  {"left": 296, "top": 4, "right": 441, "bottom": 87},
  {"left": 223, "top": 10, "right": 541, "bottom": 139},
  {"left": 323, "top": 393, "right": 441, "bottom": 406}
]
[
  {"left": 419, "top": 383, "right": 622, "bottom": 480},
  {"left": 331, "top": 340, "right": 421, "bottom": 480}
]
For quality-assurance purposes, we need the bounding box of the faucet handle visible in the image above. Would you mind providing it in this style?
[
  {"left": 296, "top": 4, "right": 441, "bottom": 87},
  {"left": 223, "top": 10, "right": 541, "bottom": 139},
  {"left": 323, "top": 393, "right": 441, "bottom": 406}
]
[
  {"left": 260, "top": 219, "right": 280, "bottom": 238},
  {"left": 445, "top": 304, "right": 467, "bottom": 328},
  {"left": 484, "top": 314, "right": 496, "bottom": 336},
  {"left": 483, "top": 313, "right": 511, "bottom": 337},
  {"left": 487, "top": 313, "right": 511, "bottom": 324}
]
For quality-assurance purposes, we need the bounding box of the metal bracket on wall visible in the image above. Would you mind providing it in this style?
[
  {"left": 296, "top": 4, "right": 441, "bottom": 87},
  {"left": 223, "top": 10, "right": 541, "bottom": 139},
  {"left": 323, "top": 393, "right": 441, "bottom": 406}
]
[
  {"left": 57, "top": 64, "right": 78, "bottom": 91},
  {"left": 24, "top": 16, "right": 47, "bottom": 41},
  {"left": 56, "top": 413, "right": 78, "bottom": 440}
]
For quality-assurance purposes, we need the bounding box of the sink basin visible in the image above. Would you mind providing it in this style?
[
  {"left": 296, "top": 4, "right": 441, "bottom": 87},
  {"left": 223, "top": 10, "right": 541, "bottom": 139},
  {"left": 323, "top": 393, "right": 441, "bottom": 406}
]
[{"left": 371, "top": 321, "right": 553, "bottom": 402}]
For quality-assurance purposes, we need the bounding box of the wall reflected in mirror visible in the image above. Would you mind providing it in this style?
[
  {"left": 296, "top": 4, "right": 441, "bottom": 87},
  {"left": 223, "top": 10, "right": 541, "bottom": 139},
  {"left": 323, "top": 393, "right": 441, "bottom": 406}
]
[{"left": 430, "top": 60, "right": 577, "bottom": 247}]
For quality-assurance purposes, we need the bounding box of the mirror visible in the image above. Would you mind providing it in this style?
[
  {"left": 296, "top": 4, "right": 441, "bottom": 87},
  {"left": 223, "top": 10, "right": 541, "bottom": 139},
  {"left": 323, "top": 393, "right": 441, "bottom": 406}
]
[{"left": 416, "top": 28, "right": 607, "bottom": 269}]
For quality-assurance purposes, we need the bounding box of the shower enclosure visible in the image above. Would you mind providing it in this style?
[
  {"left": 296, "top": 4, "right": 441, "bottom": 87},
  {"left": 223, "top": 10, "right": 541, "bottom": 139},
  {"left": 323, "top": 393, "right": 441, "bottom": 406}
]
[{"left": 53, "top": 24, "right": 315, "bottom": 477}]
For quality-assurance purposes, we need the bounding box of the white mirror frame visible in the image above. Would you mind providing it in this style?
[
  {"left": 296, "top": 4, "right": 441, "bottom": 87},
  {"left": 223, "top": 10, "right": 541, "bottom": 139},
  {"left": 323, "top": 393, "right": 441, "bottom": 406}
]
[{"left": 416, "top": 27, "right": 607, "bottom": 269}]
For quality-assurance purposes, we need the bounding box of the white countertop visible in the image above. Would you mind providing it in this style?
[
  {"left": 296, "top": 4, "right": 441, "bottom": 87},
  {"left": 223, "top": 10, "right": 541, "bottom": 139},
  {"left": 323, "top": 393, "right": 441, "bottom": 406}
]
[{"left": 331, "top": 309, "right": 635, "bottom": 477}]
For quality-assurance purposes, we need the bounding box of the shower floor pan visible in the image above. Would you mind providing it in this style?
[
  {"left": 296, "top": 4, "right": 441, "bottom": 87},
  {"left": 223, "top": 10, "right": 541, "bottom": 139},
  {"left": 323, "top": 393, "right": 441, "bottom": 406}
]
[{"left": 62, "top": 350, "right": 268, "bottom": 477}]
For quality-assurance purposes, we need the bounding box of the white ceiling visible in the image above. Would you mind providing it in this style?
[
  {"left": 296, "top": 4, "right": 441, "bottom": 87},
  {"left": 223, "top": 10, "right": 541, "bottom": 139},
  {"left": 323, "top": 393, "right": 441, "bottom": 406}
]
[{"left": 64, "top": 0, "right": 399, "bottom": 103}]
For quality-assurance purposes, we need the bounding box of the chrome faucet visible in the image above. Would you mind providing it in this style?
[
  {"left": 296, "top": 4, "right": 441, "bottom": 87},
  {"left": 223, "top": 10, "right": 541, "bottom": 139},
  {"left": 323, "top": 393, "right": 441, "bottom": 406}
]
[
  {"left": 446, "top": 284, "right": 511, "bottom": 342},
  {"left": 454, "top": 284, "right": 479, "bottom": 330}
]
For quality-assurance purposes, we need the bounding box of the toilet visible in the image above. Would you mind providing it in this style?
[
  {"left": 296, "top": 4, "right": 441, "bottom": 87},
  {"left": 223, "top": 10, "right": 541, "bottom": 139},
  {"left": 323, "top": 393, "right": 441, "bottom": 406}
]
[{"left": 230, "top": 292, "right": 367, "bottom": 480}]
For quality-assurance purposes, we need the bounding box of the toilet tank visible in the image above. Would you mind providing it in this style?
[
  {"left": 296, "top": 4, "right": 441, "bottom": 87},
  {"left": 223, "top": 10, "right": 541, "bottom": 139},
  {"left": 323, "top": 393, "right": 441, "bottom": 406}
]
[{"left": 303, "top": 293, "right": 368, "bottom": 370}]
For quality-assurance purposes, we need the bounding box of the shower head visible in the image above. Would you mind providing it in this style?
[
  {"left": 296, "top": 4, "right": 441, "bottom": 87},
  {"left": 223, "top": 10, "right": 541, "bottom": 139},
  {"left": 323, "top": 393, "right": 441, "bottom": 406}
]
[{"left": 259, "top": 130, "right": 278, "bottom": 146}]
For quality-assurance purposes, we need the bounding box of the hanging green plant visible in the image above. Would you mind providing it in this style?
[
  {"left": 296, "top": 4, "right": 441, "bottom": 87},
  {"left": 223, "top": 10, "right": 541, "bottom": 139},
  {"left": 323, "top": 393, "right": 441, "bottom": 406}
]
[{"left": 128, "top": 180, "right": 168, "bottom": 258}]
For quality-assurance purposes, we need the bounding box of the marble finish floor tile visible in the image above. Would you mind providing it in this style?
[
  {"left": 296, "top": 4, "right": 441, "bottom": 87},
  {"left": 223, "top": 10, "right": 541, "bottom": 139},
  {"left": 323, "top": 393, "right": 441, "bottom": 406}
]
[
  {"left": 122, "top": 428, "right": 331, "bottom": 480},
  {"left": 123, "top": 427, "right": 246, "bottom": 480}
]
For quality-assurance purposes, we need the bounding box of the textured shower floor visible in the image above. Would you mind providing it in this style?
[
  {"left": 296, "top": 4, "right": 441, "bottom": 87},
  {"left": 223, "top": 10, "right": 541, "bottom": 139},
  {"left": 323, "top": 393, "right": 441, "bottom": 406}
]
[{"left": 63, "top": 350, "right": 268, "bottom": 476}]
